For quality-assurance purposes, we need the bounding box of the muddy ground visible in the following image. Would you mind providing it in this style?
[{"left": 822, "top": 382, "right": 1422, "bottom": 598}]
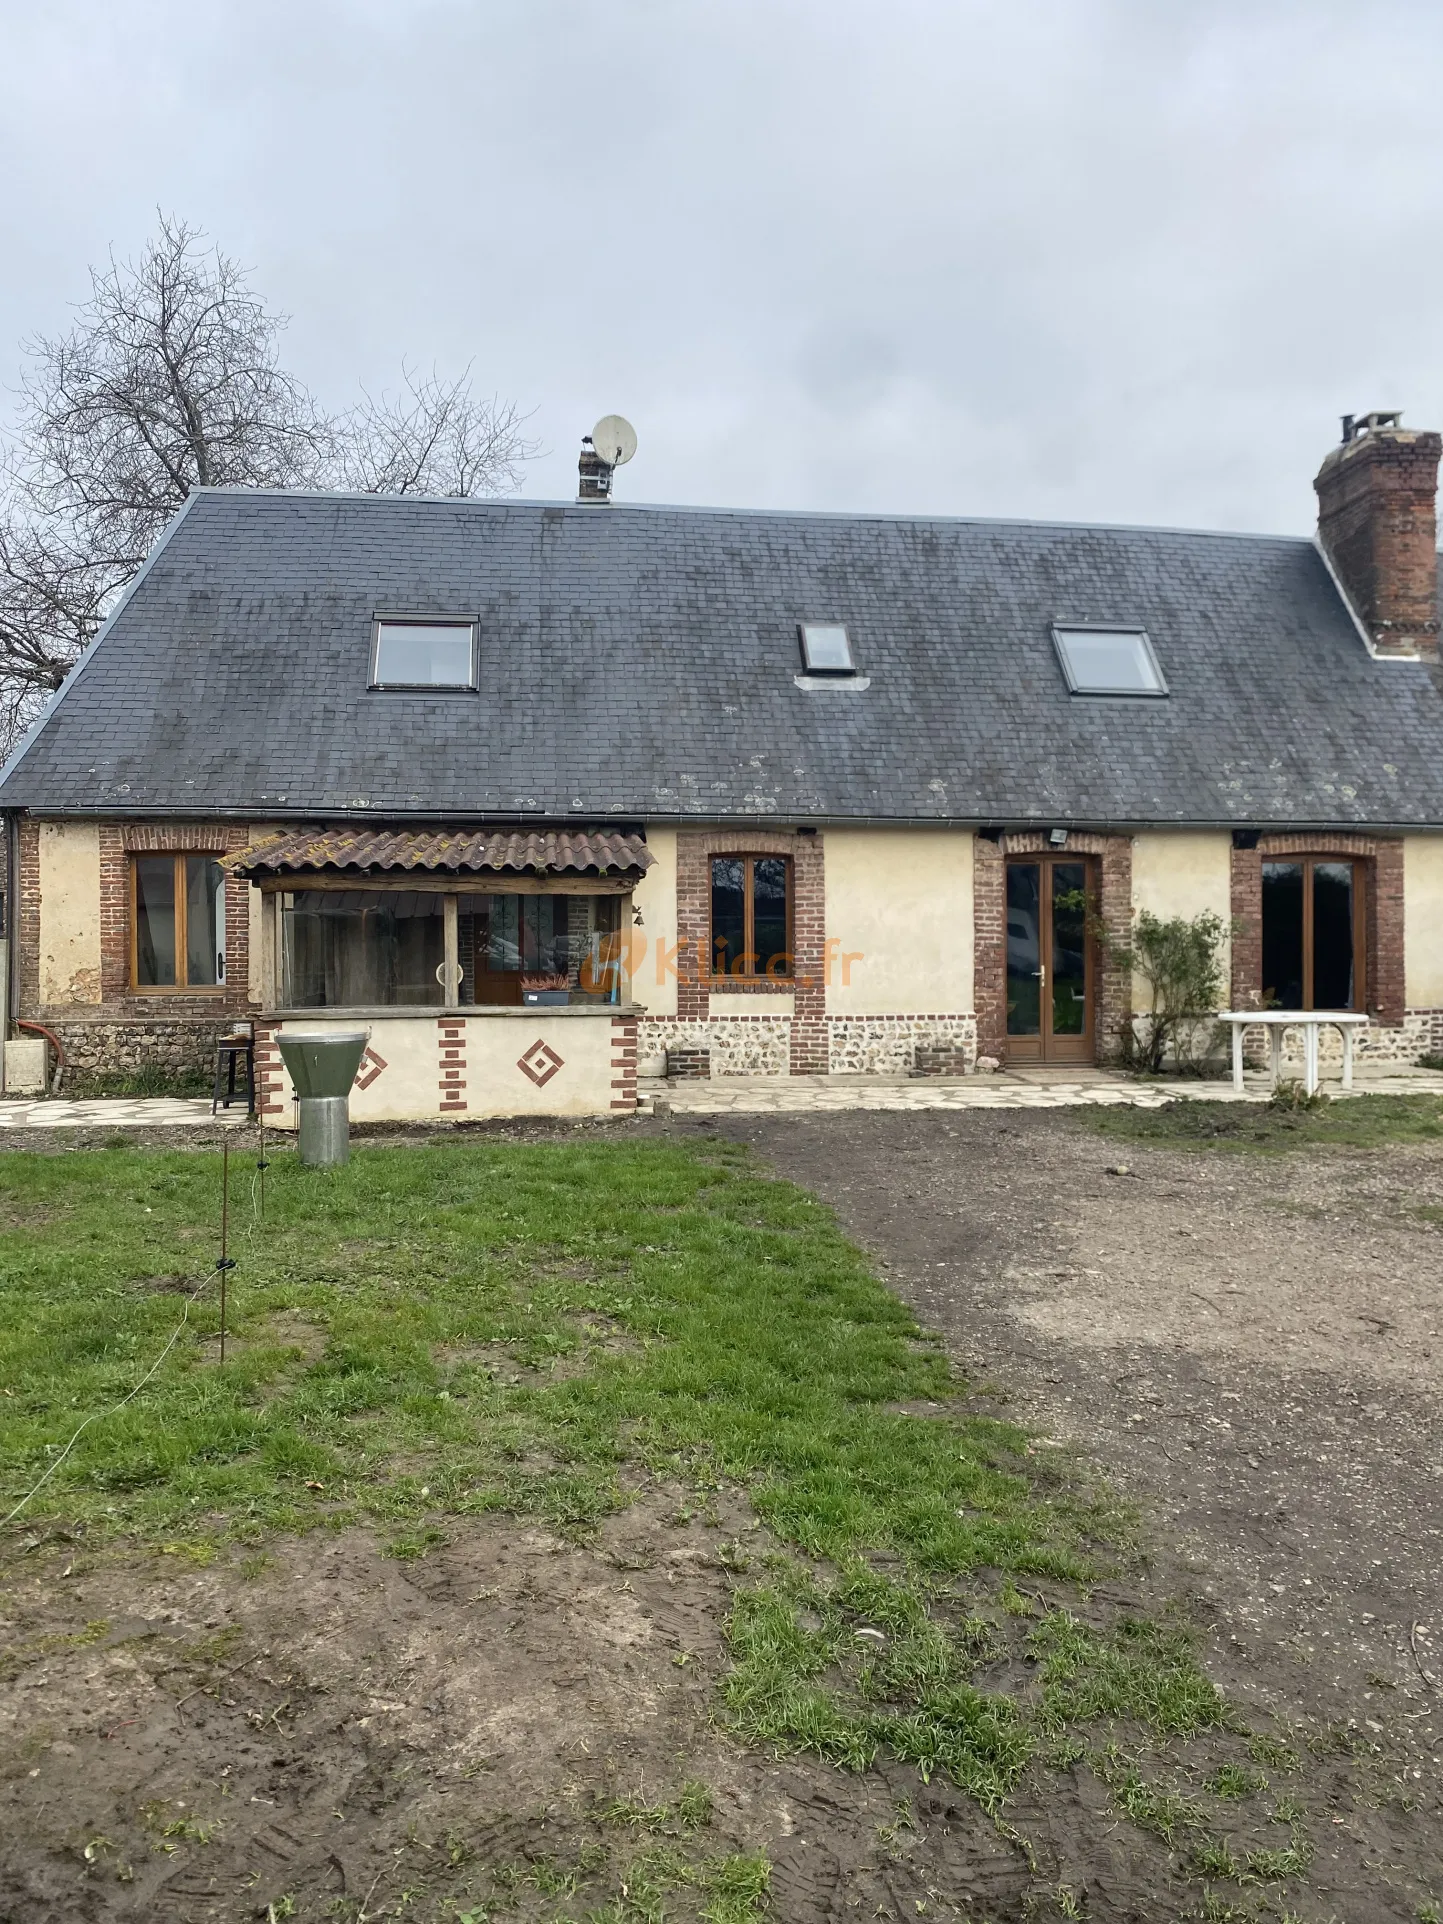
[
  {"left": 0, "top": 1111, "right": 1441, "bottom": 1922},
  {"left": 704, "top": 1108, "right": 1443, "bottom": 1919}
]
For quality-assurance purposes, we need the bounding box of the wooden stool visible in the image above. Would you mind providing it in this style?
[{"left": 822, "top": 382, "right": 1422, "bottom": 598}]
[{"left": 213, "top": 1035, "right": 256, "bottom": 1116}]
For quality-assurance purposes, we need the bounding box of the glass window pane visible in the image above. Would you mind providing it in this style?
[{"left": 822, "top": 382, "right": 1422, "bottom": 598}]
[
  {"left": 711, "top": 858, "right": 746, "bottom": 976},
  {"left": 799, "top": 623, "right": 854, "bottom": 673},
  {"left": 135, "top": 857, "right": 177, "bottom": 987},
  {"left": 282, "top": 890, "right": 445, "bottom": 1006},
  {"left": 1313, "top": 862, "right": 1356, "bottom": 1009},
  {"left": 1261, "top": 862, "right": 1304, "bottom": 1008},
  {"left": 1006, "top": 863, "right": 1041, "bottom": 1035},
  {"left": 461, "top": 893, "right": 623, "bottom": 1006},
  {"left": 1053, "top": 628, "right": 1165, "bottom": 695},
  {"left": 372, "top": 622, "right": 475, "bottom": 687},
  {"left": 184, "top": 857, "right": 225, "bottom": 987},
  {"left": 1051, "top": 863, "right": 1087, "bottom": 1036},
  {"left": 753, "top": 858, "right": 790, "bottom": 975},
  {"left": 463, "top": 894, "right": 520, "bottom": 1004}
]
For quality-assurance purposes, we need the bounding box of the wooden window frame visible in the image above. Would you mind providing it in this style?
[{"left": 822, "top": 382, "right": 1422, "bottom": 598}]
[
  {"left": 264, "top": 879, "right": 635, "bottom": 1013},
  {"left": 1261, "top": 855, "right": 1367, "bottom": 1011},
  {"left": 707, "top": 854, "right": 795, "bottom": 981},
  {"left": 130, "top": 853, "right": 227, "bottom": 995}
]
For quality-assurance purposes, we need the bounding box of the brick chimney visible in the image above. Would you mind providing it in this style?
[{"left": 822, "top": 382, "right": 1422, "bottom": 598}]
[{"left": 1314, "top": 410, "right": 1441, "bottom": 658}]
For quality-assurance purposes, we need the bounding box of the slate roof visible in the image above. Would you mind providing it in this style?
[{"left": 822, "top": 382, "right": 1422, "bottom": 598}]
[
  {"left": 4, "top": 486, "right": 1443, "bottom": 830},
  {"left": 228, "top": 828, "right": 653, "bottom": 876}
]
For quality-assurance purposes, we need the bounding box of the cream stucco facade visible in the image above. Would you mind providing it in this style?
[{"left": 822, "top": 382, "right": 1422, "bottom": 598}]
[
  {"left": 37, "top": 822, "right": 103, "bottom": 1005},
  {"left": 630, "top": 827, "right": 679, "bottom": 1018},
  {"left": 264, "top": 1011, "right": 625, "bottom": 1125},
  {"left": 1129, "top": 832, "right": 1233, "bottom": 1010},
  {"left": 1404, "top": 834, "right": 1443, "bottom": 1008},
  {"left": 823, "top": 828, "right": 974, "bottom": 1014}
]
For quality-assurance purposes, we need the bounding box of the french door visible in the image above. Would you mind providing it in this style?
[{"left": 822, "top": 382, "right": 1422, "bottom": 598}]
[{"left": 1005, "top": 856, "right": 1097, "bottom": 1062}]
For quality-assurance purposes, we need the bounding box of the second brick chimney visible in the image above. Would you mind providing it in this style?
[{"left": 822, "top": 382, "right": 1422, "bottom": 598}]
[{"left": 1315, "top": 410, "right": 1441, "bottom": 659}]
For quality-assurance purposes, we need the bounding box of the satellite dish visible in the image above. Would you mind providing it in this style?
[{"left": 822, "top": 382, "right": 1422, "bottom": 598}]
[{"left": 591, "top": 414, "right": 637, "bottom": 467}]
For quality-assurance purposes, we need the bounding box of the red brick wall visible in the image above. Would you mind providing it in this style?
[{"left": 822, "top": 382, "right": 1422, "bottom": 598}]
[
  {"left": 1315, "top": 428, "right": 1441, "bottom": 658},
  {"left": 674, "top": 828, "right": 827, "bottom": 1073},
  {"left": 92, "top": 822, "right": 254, "bottom": 1017},
  {"left": 438, "top": 1016, "right": 467, "bottom": 1114},
  {"left": 1230, "top": 833, "right": 1403, "bottom": 1024},
  {"left": 974, "top": 830, "right": 1134, "bottom": 1062},
  {"left": 610, "top": 1014, "right": 638, "bottom": 1111}
]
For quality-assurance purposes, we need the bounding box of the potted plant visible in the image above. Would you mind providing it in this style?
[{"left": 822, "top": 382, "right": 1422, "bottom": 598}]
[{"left": 521, "top": 972, "right": 570, "bottom": 1006}]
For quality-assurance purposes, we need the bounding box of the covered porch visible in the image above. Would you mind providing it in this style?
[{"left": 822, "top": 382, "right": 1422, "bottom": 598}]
[{"left": 229, "top": 828, "right": 650, "bottom": 1125}]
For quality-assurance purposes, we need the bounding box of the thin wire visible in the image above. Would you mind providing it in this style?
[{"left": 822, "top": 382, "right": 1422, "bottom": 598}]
[
  {"left": 1, "top": 1270, "right": 214, "bottom": 1530},
  {"left": 2, "top": 1121, "right": 253, "bottom": 1533}
]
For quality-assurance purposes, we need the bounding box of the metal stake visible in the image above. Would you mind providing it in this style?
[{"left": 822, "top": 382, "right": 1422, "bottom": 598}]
[{"left": 218, "top": 1133, "right": 235, "bottom": 1363}]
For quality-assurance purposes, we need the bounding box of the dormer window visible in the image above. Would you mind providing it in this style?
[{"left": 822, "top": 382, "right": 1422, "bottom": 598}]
[
  {"left": 798, "top": 622, "right": 856, "bottom": 675},
  {"left": 1052, "top": 624, "right": 1167, "bottom": 697},
  {"left": 370, "top": 619, "right": 477, "bottom": 690}
]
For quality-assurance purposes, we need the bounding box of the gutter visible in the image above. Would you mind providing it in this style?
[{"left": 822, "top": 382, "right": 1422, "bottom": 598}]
[{"left": 6, "top": 804, "right": 1443, "bottom": 836}]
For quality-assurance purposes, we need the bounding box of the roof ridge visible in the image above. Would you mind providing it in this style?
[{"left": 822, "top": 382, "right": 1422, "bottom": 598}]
[{"left": 184, "top": 485, "right": 1318, "bottom": 549}]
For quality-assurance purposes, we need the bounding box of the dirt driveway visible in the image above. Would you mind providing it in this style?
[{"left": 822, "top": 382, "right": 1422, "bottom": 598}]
[
  {"left": 3, "top": 1110, "right": 1442, "bottom": 1923},
  {"left": 699, "top": 1106, "right": 1443, "bottom": 1915}
]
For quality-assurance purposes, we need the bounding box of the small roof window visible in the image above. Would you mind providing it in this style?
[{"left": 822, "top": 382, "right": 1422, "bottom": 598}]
[
  {"left": 1052, "top": 625, "right": 1167, "bottom": 697},
  {"left": 370, "top": 620, "right": 476, "bottom": 690},
  {"left": 798, "top": 622, "right": 856, "bottom": 675}
]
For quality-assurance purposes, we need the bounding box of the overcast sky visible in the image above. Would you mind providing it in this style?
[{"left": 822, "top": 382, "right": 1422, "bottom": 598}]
[{"left": 4, "top": 0, "right": 1443, "bottom": 534}]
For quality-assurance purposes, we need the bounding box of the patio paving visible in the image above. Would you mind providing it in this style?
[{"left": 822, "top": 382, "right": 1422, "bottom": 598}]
[
  {"left": 0, "top": 1097, "right": 225, "bottom": 1129},
  {"left": 645, "top": 1063, "right": 1443, "bottom": 1114},
  {"left": 0, "top": 1064, "right": 1437, "bottom": 1129}
]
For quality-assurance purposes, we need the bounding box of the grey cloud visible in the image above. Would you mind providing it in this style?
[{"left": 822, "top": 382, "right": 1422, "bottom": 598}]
[{"left": 2, "top": 0, "right": 1442, "bottom": 534}]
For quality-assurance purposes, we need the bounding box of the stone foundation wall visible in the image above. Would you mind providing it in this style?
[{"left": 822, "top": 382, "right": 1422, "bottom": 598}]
[
  {"left": 640, "top": 1015, "right": 792, "bottom": 1076},
  {"left": 827, "top": 1014, "right": 976, "bottom": 1075},
  {"left": 640, "top": 1012, "right": 977, "bottom": 1077},
  {"left": 44, "top": 1017, "right": 229, "bottom": 1082}
]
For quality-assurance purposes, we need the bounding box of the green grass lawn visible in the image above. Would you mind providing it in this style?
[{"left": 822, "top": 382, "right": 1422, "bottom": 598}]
[
  {"left": 1082, "top": 1090, "right": 1443, "bottom": 1151},
  {"left": 0, "top": 1134, "right": 1086, "bottom": 1569},
  {"left": 0, "top": 1133, "right": 1324, "bottom": 1901}
]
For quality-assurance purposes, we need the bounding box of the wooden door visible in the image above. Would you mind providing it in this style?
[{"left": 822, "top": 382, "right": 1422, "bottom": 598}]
[{"left": 1004, "top": 856, "right": 1096, "bottom": 1062}]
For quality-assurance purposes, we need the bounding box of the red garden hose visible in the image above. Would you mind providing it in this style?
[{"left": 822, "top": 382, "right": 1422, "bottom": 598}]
[{"left": 16, "top": 1020, "right": 65, "bottom": 1096}]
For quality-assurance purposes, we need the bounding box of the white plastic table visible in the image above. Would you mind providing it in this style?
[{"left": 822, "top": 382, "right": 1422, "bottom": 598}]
[{"left": 1219, "top": 1010, "right": 1370, "bottom": 1095}]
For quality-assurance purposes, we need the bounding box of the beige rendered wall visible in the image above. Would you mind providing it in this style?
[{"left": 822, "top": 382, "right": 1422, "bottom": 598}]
[
  {"left": 267, "top": 1013, "right": 619, "bottom": 1124},
  {"left": 1129, "top": 833, "right": 1233, "bottom": 1008},
  {"left": 824, "top": 829, "right": 974, "bottom": 1014},
  {"left": 631, "top": 827, "right": 679, "bottom": 1017},
  {"left": 37, "top": 822, "right": 103, "bottom": 1005},
  {"left": 246, "top": 824, "right": 289, "bottom": 1003},
  {"left": 1404, "top": 835, "right": 1443, "bottom": 1007}
]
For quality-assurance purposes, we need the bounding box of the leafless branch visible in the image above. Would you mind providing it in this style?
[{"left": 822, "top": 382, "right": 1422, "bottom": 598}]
[
  {"left": 0, "top": 214, "right": 536, "bottom": 735},
  {"left": 332, "top": 363, "right": 538, "bottom": 498}
]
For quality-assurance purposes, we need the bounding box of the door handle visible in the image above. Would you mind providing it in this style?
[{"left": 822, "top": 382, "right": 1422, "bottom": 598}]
[{"left": 1034, "top": 966, "right": 1047, "bottom": 984}]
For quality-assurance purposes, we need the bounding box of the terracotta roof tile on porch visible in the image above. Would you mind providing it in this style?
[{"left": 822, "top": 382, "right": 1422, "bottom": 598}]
[{"left": 227, "top": 828, "right": 653, "bottom": 876}]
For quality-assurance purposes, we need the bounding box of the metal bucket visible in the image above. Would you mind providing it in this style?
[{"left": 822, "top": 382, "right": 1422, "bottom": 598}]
[{"left": 275, "top": 1030, "right": 369, "bottom": 1166}]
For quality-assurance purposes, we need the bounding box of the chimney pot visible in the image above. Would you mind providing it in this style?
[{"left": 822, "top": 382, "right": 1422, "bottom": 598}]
[{"left": 1315, "top": 411, "right": 1440, "bottom": 658}]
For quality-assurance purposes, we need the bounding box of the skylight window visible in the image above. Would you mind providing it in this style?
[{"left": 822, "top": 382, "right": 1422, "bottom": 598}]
[
  {"left": 798, "top": 622, "right": 856, "bottom": 675},
  {"left": 370, "top": 620, "right": 476, "bottom": 690},
  {"left": 1052, "top": 625, "right": 1167, "bottom": 697}
]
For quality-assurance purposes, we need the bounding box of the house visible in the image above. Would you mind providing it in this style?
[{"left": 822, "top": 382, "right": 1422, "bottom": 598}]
[{"left": 3, "top": 412, "right": 1443, "bottom": 1123}]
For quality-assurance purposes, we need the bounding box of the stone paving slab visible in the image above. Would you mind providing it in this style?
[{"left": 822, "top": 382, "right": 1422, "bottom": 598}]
[
  {"left": 0, "top": 1097, "right": 229, "bottom": 1129},
  {"left": 0, "top": 1068, "right": 1437, "bottom": 1129},
  {"left": 644, "top": 1068, "right": 1443, "bottom": 1114}
]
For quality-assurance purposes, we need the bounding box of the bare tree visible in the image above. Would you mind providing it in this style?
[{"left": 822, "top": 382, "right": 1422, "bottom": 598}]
[
  {"left": 336, "top": 365, "right": 537, "bottom": 498},
  {"left": 0, "top": 214, "right": 536, "bottom": 748}
]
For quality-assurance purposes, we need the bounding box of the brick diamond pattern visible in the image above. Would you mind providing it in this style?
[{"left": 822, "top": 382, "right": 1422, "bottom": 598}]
[
  {"left": 517, "top": 1039, "right": 564, "bottom": 1088},
  {"left": 354, "top": 1045, "right": 388, "bottom": 1090}
]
